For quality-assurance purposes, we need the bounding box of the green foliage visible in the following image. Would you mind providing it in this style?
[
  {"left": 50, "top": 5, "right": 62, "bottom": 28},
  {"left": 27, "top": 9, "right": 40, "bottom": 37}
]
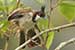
[
  {"left": 59, "top": 1, "right": 75, "bottom": 22},
  {"left": 0, "top": 0, "right": 17, "bottom": 14},
  {"left": 38, "top": 19, "right": 54, "bottom": 49},
  {"left": 0, "top": 0, "right": 17, "bottom": 37},
  {"left": 0, "top": 20, "right": 8, "bottom": 32},
  {"left": 0, "top": 20, "right": 9, "bottom": 37}
]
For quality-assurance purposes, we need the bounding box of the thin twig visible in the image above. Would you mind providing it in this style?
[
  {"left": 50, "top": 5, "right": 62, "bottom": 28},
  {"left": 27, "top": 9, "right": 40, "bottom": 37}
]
[
  {"left": 55, "top": 38, "right": 75, "bottom": 50},
  {"left": 45, "top": 0, "right": 53, "bottom": 45},
  {"left": 16, "top": 0, "right": 20, "bottom": 9},
  {"left": 3, "top": 37, "right": 9, "bottom": 50},
  {"left": 9, "top": 0, "right": 21, "bottom": 16},
  {"left": 45, "top": 0, "right": 62, "bottom": 45},
  {"left": 15, "top": 22, "right": 75, "bottom": 50}
]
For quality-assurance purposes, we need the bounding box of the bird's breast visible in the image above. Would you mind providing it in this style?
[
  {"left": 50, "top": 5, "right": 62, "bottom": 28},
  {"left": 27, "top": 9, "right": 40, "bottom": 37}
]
[
  {"left": 19, "top": 20, "right": 35, "bottom": 32},
  {"left": 18, "top": 13, "right": 36, "bottom": 32}
]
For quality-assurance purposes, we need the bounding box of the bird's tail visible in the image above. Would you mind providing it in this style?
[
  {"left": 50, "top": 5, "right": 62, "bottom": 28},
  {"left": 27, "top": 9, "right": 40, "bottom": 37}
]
[{"left": 19, "top": 30, "right": 25, "bottom": 48}]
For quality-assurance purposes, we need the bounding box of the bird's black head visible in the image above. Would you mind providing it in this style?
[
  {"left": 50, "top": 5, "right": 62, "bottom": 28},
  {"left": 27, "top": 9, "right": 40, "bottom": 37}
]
[
  {"left": 32, "top": 6, "right": 45, "bottom": 22},
  {"left": 39, "top": 6, "right": 45, "bottom": 17}
]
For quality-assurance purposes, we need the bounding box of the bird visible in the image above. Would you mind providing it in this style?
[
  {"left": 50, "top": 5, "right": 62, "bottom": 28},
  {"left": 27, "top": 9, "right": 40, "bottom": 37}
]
[{"left": 8, "top": 6, "right": 45, "bottom": 48}]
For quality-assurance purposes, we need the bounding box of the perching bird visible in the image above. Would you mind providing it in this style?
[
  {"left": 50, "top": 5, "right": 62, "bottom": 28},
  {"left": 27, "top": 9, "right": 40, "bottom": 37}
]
[{"left": 8, "top": 6, "right": 45, "bottom": 48}]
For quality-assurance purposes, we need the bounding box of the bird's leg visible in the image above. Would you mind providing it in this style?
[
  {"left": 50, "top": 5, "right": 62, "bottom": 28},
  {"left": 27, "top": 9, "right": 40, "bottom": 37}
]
[
  {"left": 34, "top": 25, "right": 45, "bottom": 47},
  {"left": 31, "top": 40, "right": 42, "bottom": 47}
]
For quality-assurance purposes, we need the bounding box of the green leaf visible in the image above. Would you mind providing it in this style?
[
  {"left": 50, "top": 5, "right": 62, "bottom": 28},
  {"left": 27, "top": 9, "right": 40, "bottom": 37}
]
[
  {"left": 37, "top": 19, "right": 54, "bottom": 49},
  {"left": 37, "top": 19, "right": 48, "bottom": 30},
  {"left": 59, "top": 1, "right": 75, "bottom": 22},
  {"left": 46, "top": 32, "right": 54, "bottom": 49}
]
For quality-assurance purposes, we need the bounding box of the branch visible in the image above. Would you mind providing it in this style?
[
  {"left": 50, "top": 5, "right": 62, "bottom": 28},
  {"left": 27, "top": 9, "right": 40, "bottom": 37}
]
[
  {"left": 55, "top": 38, "right": 75, "bottom": 50},
  {"left": 15, "top": 22, "right": 75, "bottom": 50},
  {"left": 16, "top": 0, "right": 20, "bottom": 9},
  {"left": 45, "top": 0, "right": 62, "bottom": 44},
  {"left": 3, "top": 39, "right": 9, "bottom": 50}
]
